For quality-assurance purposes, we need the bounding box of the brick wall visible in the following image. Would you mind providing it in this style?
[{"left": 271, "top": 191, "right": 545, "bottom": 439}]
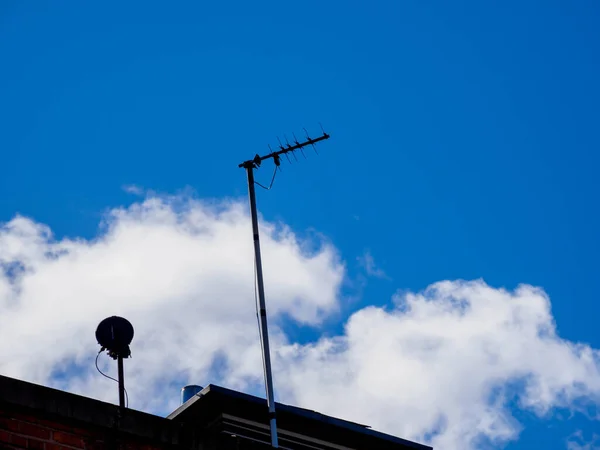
[{"left": 0, "top": 410, "right": 165, "bottom": 450}]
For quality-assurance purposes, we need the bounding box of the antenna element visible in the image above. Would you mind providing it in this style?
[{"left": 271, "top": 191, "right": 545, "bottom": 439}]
[{"left": 239, "top": 130, "right": 330, "bottom": 169}]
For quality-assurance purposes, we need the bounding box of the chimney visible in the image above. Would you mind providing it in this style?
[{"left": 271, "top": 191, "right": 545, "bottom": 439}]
[{"left": 181, "top": 385, "right": 202, "bottom": 404}]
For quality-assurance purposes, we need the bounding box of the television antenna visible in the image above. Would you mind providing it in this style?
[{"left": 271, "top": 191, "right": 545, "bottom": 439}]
[{"left": 238, "top": 126, "right": 330, "bottom": 448}]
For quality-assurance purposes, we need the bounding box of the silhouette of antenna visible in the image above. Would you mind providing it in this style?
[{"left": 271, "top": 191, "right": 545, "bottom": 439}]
[
  {"left": 239, "top": 128, "right": 329, "bottom": 169},
  {"left": 238, "top": 127, "right": 330, "bottom": 448},
  {"left": 95, "top": 316, "right": 134, "bottom": 410}
]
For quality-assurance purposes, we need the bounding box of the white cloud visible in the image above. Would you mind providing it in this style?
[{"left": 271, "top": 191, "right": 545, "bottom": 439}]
[
  {"left": 567, "top": 431, "right": 600, "bottom": 450},
  {"left": 357, "top": 249, "right": 388, "bottom": 279},
  {"left": 277, "top": 281, "right": 600, "bottom": 449},
  {"left": 122, "top": 184, "right": 145, "bottom": 195},
  {"left": 0, "top": 196, "right": 343, "bottom": 413},
  {"left": 0, "top": 194, "right": 599, "bottom": 450}
]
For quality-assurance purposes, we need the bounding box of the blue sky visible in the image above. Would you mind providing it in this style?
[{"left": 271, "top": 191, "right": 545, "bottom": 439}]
[{"left": 1, "top": 2, "right": 599, "bottom": 450}]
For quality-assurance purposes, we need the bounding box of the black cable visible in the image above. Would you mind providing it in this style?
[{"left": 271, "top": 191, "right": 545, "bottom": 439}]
[
  {"left": 254, "top": 259, "right": 267, "bottom": 373},
  {"left": 95, "top": 351, "right": 129, "bottom": 408},
  {"left": 254, "top": 165, "right": 279, "bottom": 190}
]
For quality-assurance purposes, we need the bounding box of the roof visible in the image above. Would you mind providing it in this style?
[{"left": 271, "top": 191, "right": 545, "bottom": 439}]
[
  {"left": 168, "top": 384, "right": 431, "bottom": 450},
  {"left": 0, "top": 374, "right": 181, "bottom": 446},
  {"left": 0, "top": 374, "right": 431, "bottom": 450}
]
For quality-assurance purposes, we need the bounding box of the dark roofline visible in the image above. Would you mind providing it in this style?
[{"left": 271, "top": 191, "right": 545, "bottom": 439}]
[
  {"left": 168, "top": 384, "right": 431, "bottom": 450},
  {"left": 0, "top": 374, "right": 181, "bottom": 445},
  {"left": 0, "top": 374, "right": 431, "bottom": 450}
]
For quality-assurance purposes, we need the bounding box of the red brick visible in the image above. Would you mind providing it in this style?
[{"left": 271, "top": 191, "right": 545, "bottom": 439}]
[
  {"left": 13, "top": 414, "right": 41, "bottom": 425},
  {"left": 0, "top": 429, "right": 11, "bottom": 442},
  {"left": 11, "top": 434, "right": 28, "bottom": 448},
  {"left": 19, "top": 423, "right": 50, "bottom": 440},
  {"left": 0, "top": 430, "right": 29, "bottom": 449},
  {"left": 28, "top": 438, "right": 46, "bottom": 450},
  {"left": 34, "top": 419, "right": 73, "bottom": 434},
  {"left": 52, "top": 431, "right": 83, "bottom": 448},
  {"left": 0, "top": 417, "right": 21, "bottom": 432},
  {"left": 69, "top": 428, "right": 93, "bottom": 439},
  {"left": 46, "top": 444, "right": 72, "bottom": 450}
]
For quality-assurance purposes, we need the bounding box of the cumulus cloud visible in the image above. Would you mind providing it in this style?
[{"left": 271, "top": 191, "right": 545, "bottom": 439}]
[
  {"left": 0, "top": 196, "right": 343, "bottom": 413},
  {"left": 0, "top": 194, "right": 599, "bottom": 450},
  {"left": 277, "top": 281, "right": 600, "bottom": 449}
]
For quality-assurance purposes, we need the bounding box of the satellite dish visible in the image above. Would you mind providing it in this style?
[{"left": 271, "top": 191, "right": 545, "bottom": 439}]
[
  {"left": 95, "top": 316, "right": 134, "bottom": 359},
  {"left": 95, "top": 316, "right": 134, "bottom": 409}
]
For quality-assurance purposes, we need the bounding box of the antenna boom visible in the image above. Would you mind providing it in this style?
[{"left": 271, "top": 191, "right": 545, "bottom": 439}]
[{"left": 239, "top": 132, "right": 330, "bottom": 168}]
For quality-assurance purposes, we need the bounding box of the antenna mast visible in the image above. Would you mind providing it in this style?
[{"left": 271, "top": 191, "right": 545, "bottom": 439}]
[{"left": 239, "top": 128, "right": 330, "bottom": 448}]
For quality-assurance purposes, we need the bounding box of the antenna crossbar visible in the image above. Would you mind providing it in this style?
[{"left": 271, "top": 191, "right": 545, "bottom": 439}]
[{"left": 239, "top": 132, "right": 330, "bottom": 169}]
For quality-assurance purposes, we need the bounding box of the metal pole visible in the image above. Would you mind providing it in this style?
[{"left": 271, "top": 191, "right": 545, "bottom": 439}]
[
  {"left": 117, "top": 355, "right": 125, "bottom": 409},
  {"left": 245, "top": 166, "right": 279, "bottom": 448}
]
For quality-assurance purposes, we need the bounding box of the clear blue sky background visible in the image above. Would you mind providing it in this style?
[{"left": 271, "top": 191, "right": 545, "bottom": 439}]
[{"left": 1, "top": 2, "right": 599, "bottom": 449}]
